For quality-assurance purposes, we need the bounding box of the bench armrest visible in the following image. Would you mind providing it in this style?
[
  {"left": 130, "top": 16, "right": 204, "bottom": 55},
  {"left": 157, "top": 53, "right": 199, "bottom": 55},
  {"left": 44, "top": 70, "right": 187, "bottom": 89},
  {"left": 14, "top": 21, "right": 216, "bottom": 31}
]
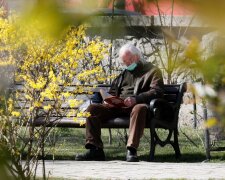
[
  {"left": 149, "top": 98, "right": 175, "bottom": 123},
  {"left": 149, "top": 98, "right": 169, "bottom": 110}
]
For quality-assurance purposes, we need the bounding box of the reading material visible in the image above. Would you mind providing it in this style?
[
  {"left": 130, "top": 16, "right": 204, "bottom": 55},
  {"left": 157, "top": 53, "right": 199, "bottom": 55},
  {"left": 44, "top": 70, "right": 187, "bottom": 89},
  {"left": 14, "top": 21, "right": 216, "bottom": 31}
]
[{"left": 99, "top": 89, "right": 126, "bottom": 107}]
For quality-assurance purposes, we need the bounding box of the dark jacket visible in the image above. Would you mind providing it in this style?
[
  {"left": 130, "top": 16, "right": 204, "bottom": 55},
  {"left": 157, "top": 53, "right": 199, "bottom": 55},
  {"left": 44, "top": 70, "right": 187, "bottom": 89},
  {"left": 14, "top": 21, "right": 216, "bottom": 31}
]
[{"left": 109, "top": 61, "right": 164, "bottom": 104}]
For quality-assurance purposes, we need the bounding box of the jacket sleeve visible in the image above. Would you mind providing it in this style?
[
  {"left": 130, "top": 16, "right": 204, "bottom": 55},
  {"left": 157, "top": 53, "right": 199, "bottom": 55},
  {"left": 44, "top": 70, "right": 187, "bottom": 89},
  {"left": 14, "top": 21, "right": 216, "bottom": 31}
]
[{"left": 135, "top": 68, "right": 164, "bottom": 104}]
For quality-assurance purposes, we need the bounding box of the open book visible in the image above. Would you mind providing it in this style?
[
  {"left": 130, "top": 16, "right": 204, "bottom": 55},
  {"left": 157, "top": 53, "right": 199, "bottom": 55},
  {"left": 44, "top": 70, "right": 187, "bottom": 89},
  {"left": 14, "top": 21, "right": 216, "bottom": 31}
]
[{"left": 99, "top": 89, "right": 126, "bottom": 107}]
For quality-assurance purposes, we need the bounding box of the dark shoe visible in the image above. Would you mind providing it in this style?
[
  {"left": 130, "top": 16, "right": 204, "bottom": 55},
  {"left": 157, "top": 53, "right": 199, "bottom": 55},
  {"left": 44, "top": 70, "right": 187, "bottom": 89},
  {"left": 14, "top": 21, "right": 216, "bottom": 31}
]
[
  {"left": 126, "top": 149, "right": 139, "bottom": 162},
  {"left": 75, "top": 149, "right": 105, "bottom": 161}
]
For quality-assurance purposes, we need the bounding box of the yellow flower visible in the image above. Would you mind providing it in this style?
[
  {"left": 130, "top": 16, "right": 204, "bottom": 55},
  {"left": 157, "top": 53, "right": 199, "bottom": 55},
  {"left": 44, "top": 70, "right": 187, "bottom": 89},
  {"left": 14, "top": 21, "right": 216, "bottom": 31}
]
[
  {"left": 68, "top": 99, "right": 83, "bottom": 108},
  {"left": 29, "top": 106, "right": 34, "bottom": 111},
  {"left": 7, "top": 98, "right": 13, "bottom": 112},
  {"left": 43, "top": 104, "right": 52, "bottom": 111},
  {"left": 77, "top": 111, "right": 91, "bottom": 118},
  {"left": 79, "top": 119, "right": 86, "bottom": 126},
  {"left": 41, "top": 88, "right": 55, "bottom": 100},
  {"left": 11, "top": 111, "right": 21, "bottom": 117},
  {"left": 28, "top": 76, "right": 47, "bottom": 90},
  {"left": 62, "top": 92, "right": 71, "bottom": 98},
  {"left": 33, "top": 101, "right": 41, "bottom": 107},
  {"left": 77, "top": 112, "right": 83, "bottom": 117},
  {"left": 25, "top": 94, "right": 32, "bottom": 100},
  {"left": 83, "top": 112, "right": 91, "bottom": 117},
  {"left": 67, "top": 110, "right": 76, "bottom": 117},
  {"left": 87, "top": 91, "right": 93, "bottom": 95}
]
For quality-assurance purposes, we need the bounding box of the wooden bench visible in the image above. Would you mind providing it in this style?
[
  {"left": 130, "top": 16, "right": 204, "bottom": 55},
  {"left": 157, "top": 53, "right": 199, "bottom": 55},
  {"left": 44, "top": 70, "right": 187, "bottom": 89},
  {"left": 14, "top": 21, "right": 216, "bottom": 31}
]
[{"left": 15, "top": 83, "right": 187, "bottom": 161}]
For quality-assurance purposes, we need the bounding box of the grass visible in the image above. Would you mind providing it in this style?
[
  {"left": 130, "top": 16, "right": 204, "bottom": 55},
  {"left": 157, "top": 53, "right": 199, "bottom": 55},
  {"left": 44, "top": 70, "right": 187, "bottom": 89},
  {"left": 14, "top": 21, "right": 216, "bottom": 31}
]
[{"left": 41, "top": 127, "right": 225, "bottom": 163}]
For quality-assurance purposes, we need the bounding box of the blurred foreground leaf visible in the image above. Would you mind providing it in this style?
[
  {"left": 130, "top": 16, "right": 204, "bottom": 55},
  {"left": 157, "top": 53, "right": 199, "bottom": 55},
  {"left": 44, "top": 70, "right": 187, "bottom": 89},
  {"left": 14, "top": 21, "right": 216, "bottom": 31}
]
[
  {"left": 19, "top": 0, "right": 98, "bottom": 39},
  {"left": 205, "top": 118, "right": 218, "bottom": 128}
]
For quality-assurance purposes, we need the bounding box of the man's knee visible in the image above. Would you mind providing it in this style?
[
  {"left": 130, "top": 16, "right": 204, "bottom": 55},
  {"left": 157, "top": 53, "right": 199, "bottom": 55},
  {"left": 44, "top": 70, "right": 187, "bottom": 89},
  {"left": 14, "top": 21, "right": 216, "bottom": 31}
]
[
  {"left": 86, "top": 104, "right": 107, "bottom": 117},
  {"left": 86, "top": 104, "right": 100, "bottom": 115},
  {"left": 131, "top": 104, "right": 148, "bottom": 114}
]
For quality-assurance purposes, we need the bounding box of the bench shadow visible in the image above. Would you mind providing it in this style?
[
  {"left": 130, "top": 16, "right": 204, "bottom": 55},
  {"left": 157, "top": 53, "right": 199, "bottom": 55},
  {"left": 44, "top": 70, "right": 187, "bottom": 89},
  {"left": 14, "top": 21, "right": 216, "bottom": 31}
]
[
  {"left": 139, "top": 153, "right": 225, "bottom": 162},
  {"left": 103, "top": 146, "right": 208, "bottom": 162},
  {"left": 139, "top": 153, "right": 204, "bottom": 162}
]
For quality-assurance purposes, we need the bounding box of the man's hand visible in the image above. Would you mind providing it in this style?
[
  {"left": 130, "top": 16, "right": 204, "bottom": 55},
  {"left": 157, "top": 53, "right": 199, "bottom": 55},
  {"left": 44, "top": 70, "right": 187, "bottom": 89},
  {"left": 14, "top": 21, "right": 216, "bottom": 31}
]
[{"left": 124, "top": 97, "right": 136, "bottom": 107}]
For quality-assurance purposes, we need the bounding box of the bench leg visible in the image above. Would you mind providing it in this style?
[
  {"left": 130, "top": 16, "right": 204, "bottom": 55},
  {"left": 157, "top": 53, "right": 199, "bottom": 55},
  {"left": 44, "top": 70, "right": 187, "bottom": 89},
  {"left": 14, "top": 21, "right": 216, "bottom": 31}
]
[
  {"left": 173, "top": 129, "right": 181, "bottom": 159},
  {"left": 124, "top": 128, "right": 128, "bottom": 145},
  {"left": 150, "top": 128, "right": 181, "bottom": 161},
  {"left": 149, "top": 127, "right": 156, "bottom": 161},
  {"left": 108, "top": 128, "right": 112, "bottom": 145}
]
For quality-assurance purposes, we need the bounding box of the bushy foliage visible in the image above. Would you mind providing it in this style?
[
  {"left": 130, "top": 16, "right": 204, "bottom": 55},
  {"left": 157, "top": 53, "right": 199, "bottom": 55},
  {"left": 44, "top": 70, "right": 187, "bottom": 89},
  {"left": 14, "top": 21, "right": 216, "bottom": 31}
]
[
  {"left": 0, "top": 10, "right": 110, "bottom": 179},
  {"left": 180, "top": 37, "right": 225, "bottom": 129}
]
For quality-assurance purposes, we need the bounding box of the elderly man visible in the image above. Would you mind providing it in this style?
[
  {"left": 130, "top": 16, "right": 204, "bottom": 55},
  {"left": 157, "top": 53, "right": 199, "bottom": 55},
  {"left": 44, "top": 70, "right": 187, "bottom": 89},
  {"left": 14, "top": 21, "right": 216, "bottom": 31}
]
[{"left": 75, "top": 43, "right": 164, "bottom": 162}]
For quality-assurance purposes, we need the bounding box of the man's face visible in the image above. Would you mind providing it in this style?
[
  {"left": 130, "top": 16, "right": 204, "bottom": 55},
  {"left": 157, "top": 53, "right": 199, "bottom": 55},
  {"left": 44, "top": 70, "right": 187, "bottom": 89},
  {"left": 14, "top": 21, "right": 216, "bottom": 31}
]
[{"left": 121, "top": 51, "right": 137, "bottom": 66}]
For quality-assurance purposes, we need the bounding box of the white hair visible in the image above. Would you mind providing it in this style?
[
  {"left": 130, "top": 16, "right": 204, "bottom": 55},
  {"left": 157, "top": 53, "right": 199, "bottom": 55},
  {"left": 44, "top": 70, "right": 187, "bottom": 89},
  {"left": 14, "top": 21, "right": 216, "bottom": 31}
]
[{"left": 119, "top": 43, "right": 143, "bottom": 62}]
